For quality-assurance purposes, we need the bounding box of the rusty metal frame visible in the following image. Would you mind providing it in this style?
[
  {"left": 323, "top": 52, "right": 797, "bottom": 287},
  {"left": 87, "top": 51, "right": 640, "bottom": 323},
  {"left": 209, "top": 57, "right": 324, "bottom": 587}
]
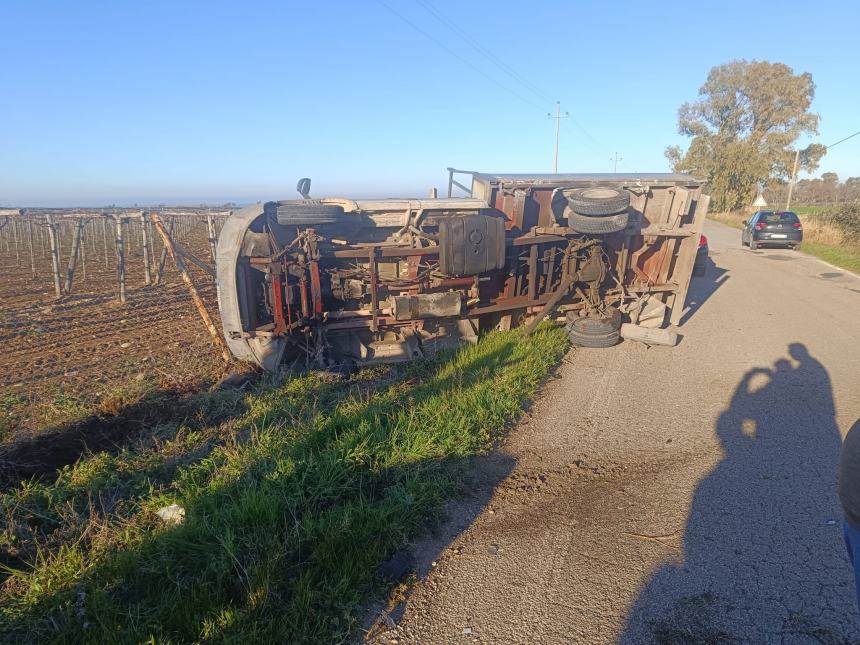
[{"left": 225, "top": 171, "right": 708, "bottom": 369}]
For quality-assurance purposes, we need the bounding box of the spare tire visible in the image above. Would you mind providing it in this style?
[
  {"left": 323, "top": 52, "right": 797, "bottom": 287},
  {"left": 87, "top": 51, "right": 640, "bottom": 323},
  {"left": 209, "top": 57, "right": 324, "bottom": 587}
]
[
  {"left": 267, "top": 200, "right": 345, "bottom": 226},
  {"left": 565, "top": 187, "right": 630, "bottom": 216},
  {"left": 566, "top": 307, "right": 622, "bottom": 348},
  {"left": 567, "top": 209, "right": 628, "bottom": 235}
]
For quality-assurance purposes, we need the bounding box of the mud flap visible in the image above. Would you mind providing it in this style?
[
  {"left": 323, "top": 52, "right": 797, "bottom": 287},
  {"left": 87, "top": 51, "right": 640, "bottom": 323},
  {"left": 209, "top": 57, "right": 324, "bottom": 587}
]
[{"left": 247, "top": 337, "right": 287, "bottom": 372}]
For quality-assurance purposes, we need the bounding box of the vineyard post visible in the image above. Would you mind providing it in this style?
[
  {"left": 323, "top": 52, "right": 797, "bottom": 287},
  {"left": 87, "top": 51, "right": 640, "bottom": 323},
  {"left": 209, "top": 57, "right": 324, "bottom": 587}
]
[
  {"left": 150, "top": 213, "right": 230, "bottom": 363},
  {"left": 80, "top": 220, "right": 88, "bottom": 282},
  {"left": 115, "top": 216, "right": 127, "bottom": 303},
  {"left": 140, "top": 211, "right": 152, "bottom": 285},
  {"left": 206, "top": 213, "right": 217, "bottom": 261},
  {"left": 146, "top": 215, "right": 156, "bottom": 281},
  {"left": 12, "top": 218, "right": 20, "bottom": 266},
  {"left": 27, "top": 219, "right": 36, "bottom": 277},
  {"left": 101, "top": 216, "right": 109, "bottom": 267},
  {"left": 45, "top": 215, "right": 63, "bottom": 298},
  {"left": 63, "top": 218, "right": 85, "bottom": 294},
  {"left": 154, "top": 216, "right": 174, "bottom": 285}
]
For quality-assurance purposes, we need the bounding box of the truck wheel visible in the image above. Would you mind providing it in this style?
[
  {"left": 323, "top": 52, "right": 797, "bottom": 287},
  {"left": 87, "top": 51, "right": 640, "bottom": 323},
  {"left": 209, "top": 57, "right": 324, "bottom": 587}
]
[
  {"left": 566, "top": 308, "right": 622, "bottom": 348},
  {"left": 564, "top": 187, "right": 630, "bottom": 216},
  {"left": 567, "top": 210, "right": 628, "bottom": 235},
  {"left": 268, "top": 200, "right": 345, "bottom": 226}
]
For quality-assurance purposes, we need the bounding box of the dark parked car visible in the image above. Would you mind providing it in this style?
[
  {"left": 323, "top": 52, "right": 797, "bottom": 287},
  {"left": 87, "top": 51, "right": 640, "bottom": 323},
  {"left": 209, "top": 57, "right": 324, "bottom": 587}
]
[
  {"left": 741, "top": 211, "right": 803, "bottom": 250},
  {"left": 693, "top": 234, "right": 708, "bottom": 276}
]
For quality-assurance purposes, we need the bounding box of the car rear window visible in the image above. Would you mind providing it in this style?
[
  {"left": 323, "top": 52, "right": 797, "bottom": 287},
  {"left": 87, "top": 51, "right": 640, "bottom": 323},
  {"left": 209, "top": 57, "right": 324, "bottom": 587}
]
[{"left": 761, "top": 211, "right": 799, "bottom": 223}]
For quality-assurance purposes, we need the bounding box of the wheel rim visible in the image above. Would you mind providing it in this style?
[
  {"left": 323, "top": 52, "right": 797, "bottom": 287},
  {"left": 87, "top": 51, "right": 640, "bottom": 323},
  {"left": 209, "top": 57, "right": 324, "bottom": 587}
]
[{"left": 580, "top": 188, "right": 619, "bottom": 199}]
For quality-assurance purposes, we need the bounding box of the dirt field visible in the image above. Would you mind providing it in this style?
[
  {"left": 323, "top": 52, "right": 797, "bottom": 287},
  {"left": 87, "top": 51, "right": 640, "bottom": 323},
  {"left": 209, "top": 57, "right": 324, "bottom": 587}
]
[{"left": 0, "top": 216, "right": 226, "bottom": 444}]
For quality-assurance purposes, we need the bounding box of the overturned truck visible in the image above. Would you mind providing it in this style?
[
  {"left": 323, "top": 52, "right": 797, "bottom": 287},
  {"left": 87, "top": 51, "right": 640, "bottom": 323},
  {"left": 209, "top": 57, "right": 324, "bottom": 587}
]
[{"left": 216, "top": 170, "right": 709, "bottom": 371}]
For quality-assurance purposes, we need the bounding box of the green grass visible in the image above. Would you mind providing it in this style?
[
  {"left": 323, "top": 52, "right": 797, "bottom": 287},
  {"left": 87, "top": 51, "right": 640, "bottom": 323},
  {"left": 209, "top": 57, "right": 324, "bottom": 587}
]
[
  {"left": 0, "top": 326, "right": 568, "bottom": 644},
  {"left": 799, "top": 240, "right": 860, "bottom": 273},
  {"left": 791, "top": 205, "right": 829, "bottom": 216}
]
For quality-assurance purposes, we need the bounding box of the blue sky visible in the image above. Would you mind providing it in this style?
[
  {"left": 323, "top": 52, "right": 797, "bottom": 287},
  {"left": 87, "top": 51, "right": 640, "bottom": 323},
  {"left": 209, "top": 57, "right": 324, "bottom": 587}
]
[{"left": 2, "top": 0, "right": 858, "bottom": 206}]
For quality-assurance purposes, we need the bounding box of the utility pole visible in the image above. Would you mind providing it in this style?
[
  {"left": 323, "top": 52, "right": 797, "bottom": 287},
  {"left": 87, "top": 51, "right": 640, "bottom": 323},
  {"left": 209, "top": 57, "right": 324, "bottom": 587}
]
[
  {"left": 785, "top": 148, "right": 800, "bottom": 211},
  {"left": 548, "top": 101, "right": 569, "bottom": 173},
  {"left": 610, "top": 152, "right": 623, "bottom": 173}
]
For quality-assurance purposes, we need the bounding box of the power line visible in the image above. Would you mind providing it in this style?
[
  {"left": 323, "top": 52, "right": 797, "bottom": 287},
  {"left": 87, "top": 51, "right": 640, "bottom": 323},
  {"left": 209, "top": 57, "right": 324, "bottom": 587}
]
[
  {"left": 826, "top": 129, "right": 860, "bottom": 149},
  {"left": 549, "top": 102, "right": 569, "bottom": 173},
  {"left": 377, "top": 0, "right": 616, "bottom": 168},
  {"left": 412, "top": 0, "right": 554, "bottom": 105},
  {"left": 374, "top": 0, "right": 545, "bottom": 111},
  {"left": 409, "top": 0, "right": 610, "bottom": 158}
]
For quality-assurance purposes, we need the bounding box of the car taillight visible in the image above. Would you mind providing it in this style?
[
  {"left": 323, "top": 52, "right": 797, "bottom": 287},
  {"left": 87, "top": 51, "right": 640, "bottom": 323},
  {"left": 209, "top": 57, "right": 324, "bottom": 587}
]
[
  {"left": 793, "top": 222, "right": 802, "bottom": 230},
  {"left": 754, "top": 222, "right": 767, "bottom": 230},
  {"left": 698, "top": 235, "right": 707, "bottom": 247}
]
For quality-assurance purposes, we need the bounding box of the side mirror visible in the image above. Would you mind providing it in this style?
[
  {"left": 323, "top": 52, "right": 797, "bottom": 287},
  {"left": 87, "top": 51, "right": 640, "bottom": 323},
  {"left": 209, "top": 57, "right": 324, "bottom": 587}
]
[
  {"left": 742, "top": 220, "right": 748, "bottom": 225},
  {"left": 296, "top": 177, "right": 311, "bottom": 199}
]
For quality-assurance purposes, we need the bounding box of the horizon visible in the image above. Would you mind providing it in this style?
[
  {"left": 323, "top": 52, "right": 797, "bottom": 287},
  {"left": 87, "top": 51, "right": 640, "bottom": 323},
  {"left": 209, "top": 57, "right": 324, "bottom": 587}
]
[{"left": 2, "top": 0, "right": 858, "bottom": 206}]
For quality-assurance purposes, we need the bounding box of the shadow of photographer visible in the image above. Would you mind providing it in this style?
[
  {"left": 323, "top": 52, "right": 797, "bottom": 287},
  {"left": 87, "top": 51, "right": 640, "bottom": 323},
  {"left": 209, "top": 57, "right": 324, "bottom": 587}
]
[{"left": 622, "top": 343, "right": 859, "bottom": 643}]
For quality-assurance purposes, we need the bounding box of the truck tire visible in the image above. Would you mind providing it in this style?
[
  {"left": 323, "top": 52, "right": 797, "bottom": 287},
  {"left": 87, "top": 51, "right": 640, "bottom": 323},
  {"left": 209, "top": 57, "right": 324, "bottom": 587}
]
[
  {"left": 269, "top": 200, "right": 345, "bottom": 226},
  {"left": 567, "top": 209, "right": 629, "bottom": 235},
  {"left": 566, "top": 308, "right": 622, "bottom": 348},
  {"left": 564, "top": 187, "right": 630, "bottom": 216}
]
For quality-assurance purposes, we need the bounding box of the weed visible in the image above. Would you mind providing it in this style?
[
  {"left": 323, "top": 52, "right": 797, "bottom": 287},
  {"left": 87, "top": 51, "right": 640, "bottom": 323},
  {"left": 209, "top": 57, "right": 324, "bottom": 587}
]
[
  {"left": 0, "top": 393, "right": 26, "bottom": 440},
  {"left": 0, "top": 326, "right": 568, "bottom": 643},
  {"left": 44, "top": 386, "right": 92, "bottom": 424},
  {"left": 0, "top": 393, "right": 26, "bottom": 412},
  {"left": 95, "top": 376, "right": 157, "bottom": 417}
]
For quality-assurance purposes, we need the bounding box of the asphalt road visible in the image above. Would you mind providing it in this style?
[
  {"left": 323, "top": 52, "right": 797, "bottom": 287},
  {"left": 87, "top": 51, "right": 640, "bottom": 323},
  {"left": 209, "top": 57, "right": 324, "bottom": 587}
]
[{"left": 372, "top": 220, "right": 860, "bottom": 644}]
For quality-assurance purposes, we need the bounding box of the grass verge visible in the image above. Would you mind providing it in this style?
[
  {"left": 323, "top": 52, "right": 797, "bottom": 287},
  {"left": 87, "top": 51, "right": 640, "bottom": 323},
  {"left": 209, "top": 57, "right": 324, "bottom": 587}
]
[
  {"left": 798, "top": 240, "right": 860, "bottom": 274},
  {"left": 0, "top": 326, "right": 568, "bottom": 643},
  {"left": 708, "top": 209, "right": 860, "bottom": 274}
]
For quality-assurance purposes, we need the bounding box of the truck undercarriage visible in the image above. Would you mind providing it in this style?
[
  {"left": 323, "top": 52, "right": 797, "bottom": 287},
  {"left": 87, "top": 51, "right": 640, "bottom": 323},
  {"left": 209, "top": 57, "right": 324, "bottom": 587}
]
[{"left": 216, "top": 170, "right": 709, "bottom": 371}]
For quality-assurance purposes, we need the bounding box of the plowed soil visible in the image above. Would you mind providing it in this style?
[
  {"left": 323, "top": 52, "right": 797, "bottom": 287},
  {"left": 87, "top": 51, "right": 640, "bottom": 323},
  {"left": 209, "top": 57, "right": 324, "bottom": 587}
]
[{"left": 0, "top": 218, "right": 226, "bottom": 447}]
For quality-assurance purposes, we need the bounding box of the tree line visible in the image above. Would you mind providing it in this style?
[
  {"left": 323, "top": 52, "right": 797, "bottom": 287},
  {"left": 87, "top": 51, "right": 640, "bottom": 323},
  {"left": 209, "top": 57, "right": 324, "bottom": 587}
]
[{"left": 764, "top": 174, "right": 860, "bottom": 207}]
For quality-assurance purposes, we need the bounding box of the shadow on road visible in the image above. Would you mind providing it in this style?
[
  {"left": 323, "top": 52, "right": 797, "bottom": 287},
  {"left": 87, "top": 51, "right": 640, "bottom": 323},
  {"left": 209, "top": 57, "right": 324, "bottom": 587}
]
[
  {"left": 679, "top": 256, "right": 729, "bottom": 327},
  {"left": 621, "top": 343, "right": 859, "bottom": 643}
]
